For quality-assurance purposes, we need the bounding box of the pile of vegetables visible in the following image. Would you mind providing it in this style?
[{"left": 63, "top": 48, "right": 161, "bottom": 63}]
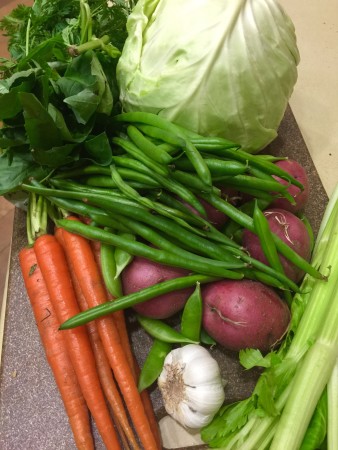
[{"left": 0, "top": 0, "right": 337, "bottom": 449}]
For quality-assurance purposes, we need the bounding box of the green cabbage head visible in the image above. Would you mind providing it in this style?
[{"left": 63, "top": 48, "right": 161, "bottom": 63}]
[{"left": 116, "top": 0, "right": 300, "bottom": 153}]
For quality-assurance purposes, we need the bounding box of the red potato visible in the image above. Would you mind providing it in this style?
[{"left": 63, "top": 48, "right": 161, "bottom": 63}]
[
  {"left": 271, "top": 159, "right": 310, "bottom": 212},
  {"left": 121, "top": 257, "right": 194, "bottom": 319},
  {"left": 242, "top": 208, "right": 312, "bottom": 283},
  {"left": 202, "top": 279, "right": 290, "bottom": 353}
]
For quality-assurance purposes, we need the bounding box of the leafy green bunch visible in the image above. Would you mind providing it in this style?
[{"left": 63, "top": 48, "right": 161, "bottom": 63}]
[{"left": 0, "top": 0, "right": 136, "bottom": 197}]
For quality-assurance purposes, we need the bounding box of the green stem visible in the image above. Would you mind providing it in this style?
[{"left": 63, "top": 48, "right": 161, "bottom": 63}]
[
  {"left": 25, "top": 16, "right": 31, "bottom": 57},
  {"left": 69, "top": 35, "right": 110, "bottom": 56}
]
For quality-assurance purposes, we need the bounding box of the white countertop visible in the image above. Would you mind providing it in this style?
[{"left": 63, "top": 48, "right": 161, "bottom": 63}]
[{"left": 279, "top": 0, "right": 338, "bottom": 198}]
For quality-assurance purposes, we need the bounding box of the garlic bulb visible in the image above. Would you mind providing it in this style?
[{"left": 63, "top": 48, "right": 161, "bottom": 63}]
[{"left": 158, "top": 344, "right": 225, "bottom": 429}]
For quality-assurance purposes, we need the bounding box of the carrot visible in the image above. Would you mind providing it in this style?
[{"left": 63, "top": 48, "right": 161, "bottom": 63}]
[
  {"left": 90, "top": 239, "right": 136, "bottom": 378},
  {"left": 19, "top": 246, "right": 94, "bottom": 450},
  {"left": 90, "top": 237, "right": 162, "bottom": 447},
  {"left": 60, "top": 218, "right": 160, "bottom": 450},
  {"left": 133, "top": 356, "right": 163, "bottom": 450},
  {"left": 33, "top": 234, "right": 121, "bottom": 450},
  {"left": 55, "top": 227, "right": 141, "bottom": 450}
]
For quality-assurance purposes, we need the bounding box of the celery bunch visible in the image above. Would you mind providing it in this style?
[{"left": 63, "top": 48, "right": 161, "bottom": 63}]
[{"left": 201, "top": 184, "right": 338, "bottom": 449}]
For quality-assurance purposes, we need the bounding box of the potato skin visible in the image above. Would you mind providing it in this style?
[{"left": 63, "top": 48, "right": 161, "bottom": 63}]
[
  {"left": 242, "top": 208, "right": 311, "bottom": 282},
  {"left": 202, "top": 279, "right": 290, "bottom": 353},
  {"left": 121, "top": 257, "right": 194, "bottom": 319}
]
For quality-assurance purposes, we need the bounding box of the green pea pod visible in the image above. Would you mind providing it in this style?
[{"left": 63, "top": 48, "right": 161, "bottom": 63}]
[
  {"left": 253, "top": 201, "right": 285, "bottom": 275},
  {"left": 114, "top": 232, "right": 135, "bottom": 279},
  {"left": 136, "top": 315, "right": 199, "bottom": 345},
  {"left": 127, "top": 125, "right": 173, "bottom": 165},
  {"left": 100, "top": 241, "right": 123, "bottom": 298},
  {"left": 138, "top": 339, "right": 172, "bottom": 393},
  {"left": 200, "top": 328, "right": 217, "bottom": 346},
  {"left": 180, "top": 282, "right": 203, "bottom": 342}
]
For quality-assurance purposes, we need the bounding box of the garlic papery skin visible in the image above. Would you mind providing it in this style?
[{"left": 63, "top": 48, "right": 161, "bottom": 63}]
[{"left": 158, "top": 344, "right": 225, "bottom": 429}]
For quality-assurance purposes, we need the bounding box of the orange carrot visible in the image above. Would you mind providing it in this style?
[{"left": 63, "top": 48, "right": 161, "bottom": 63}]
[
  {"left": 90, "top": 232, "right": 162, "bottom": 447},
  {"left": 133, "top": 356, "right": 163, "bottom": 450},
  {"left": 55, "top": 227, "right": 140, "bottom": 450},
  {"left": 60, "top": 219, "right": 160, "bottom": 450},
  {"left": 19, "top": 246, "right": 94, "bottom": 450},
  {"left": 33, "top": 235, "right": 121, "bottom": 450},
  {"left": 90, "top": 239, "right": 136, "bottom": 378}
]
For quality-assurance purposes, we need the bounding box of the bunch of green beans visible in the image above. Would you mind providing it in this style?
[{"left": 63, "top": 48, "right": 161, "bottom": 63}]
[{"left": 22, "top": 111, "right": 325, "bottom": 328}]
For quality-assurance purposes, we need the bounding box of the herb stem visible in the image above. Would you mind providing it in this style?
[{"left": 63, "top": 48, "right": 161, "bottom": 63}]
[
  {"left": 25, "top": 16, "right": 31, "bottom": 56},
  {"left": 70, "top": 35, "right": 110, "bottom": 56}
]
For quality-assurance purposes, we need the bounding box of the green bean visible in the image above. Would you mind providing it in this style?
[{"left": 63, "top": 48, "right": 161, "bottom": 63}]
[
  {"left": 113, "top": 154, "right": 207, "bottom": 217},
  {"left": 212, "top": 174, "right": 294, "bottom": 198},
  {"left": 201, "top": 191, "right": 325, "bottom": 280},
  {"left": 190, "top": 136, "right": 240, "bottom": 149},
  {"left": 111, "top": 213, "right": 246, "bottom": 270},
  {"left": 226, "top": 247, "right": 300, "bottom": 293},
  {"left": 112, "top": 136, "right": 169, "bottom": 177},
  {"left": 298, "top": 213, "right": 315, "bottom": 253},
  {"left": 49, "top": 195, "right": 111, "bottom": 220},
  {"left": 223, "top": 198, "right": 271, "bottom": 240},
  {"left": 109, "top": 165, "right": 206, "bottom": 231},
  {"left": 114, "top": 112, "right": 212, "bottom": 187},
  {"left": 156, "top": 143, "right": 179, "bottom": 154},
  {"left": 171, "top": 169, "right": 213, "bottom": 193},
  {"left": 91, "top": 169, "right": 161, "bottom": 188},
  {"left": 138, "top": 339, "right": 172, "bottom": 392},
  {"left": 137, "top": 315, "right": 199, "bottom": 344},
  {"left": 100, "top": 240, "right": 123, "bottom": 298},
  {"left": 50, "top": 178, "right": 128, "bottom": 198},
  {"left": 149, "top": 189, "right": 212, "bottom": 229},
  {"left": 23, "top": 182, "right": 242, "bottom": 262},
  {"left": 60, "top": 274, "right": 217, "bottom": 329},
  {"left": 56, "top": 218, "right": 244, "bottom": 279},
  {"left": 240, "top": 268, "right": 289, "bottom": 291},
  {"left": 202, "top": 147, "right": 304, "bottom": 190},
  {"left": 174, "top": 157, "right": 247, "bottom": 177},
  {"left": 54, "top": 165, "right": 111, "bottom": 179},
  {"left": 253, "top": 201, "right": 285, "bottom": 275},
  {"left": 214, "top": 184, "right": 274, "bottom": 203},
  {"left": 180, "top": 283, "right": 203, "bottom": 342},
  {"left": 127, "top": 125, "right": 173, "bottom": 165},
  {"left": 135, "top": 123, "right": 186, "bottom": 148}
]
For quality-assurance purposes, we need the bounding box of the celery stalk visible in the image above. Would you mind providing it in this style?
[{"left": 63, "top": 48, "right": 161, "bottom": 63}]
[{"left": 269, "top": 191, "right": 338, "bottom": 449}]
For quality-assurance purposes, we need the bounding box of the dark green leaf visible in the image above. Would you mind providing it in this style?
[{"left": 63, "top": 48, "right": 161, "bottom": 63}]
[
  {"left": 0, "top": 90, "right": 23, "bottom": 120},
  {"left": 17, "top": 36, "right": 67, "bottom": 70},
  {"left": 0, "top": 126, "right": 27, "bottom": 148},
  {"left": 31, "top": 143, "right": 76, "bottom": 167},
  {"left": 63, "top": 87, "right": 100, "bottom": 124},
  {"left": 83, "top": 132, "right": 112, "bottom": 165},
  {"left": 18, "top": 92, "right": 63, "bottom": 150},
  {"left": 0, "top": 152, "right": 48, "bottom": 195}
]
